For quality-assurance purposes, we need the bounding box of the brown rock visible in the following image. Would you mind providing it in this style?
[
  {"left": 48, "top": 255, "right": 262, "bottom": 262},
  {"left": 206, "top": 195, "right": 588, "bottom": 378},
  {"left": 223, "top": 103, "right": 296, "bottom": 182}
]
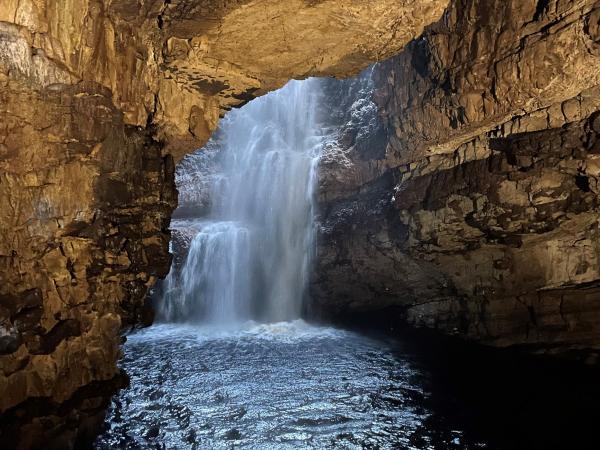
[
  {"left": 0, "top": 0, "right": 448, "bottom": 446},
  {"left": 313, "top": 0, "right": 600, "bottom": 363}
]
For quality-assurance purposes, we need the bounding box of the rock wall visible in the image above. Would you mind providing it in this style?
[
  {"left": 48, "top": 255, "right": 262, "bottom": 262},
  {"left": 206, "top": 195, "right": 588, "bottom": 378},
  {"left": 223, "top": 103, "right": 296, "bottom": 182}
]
[
  {"left": 0, "top": 76, "right": 176, "bottom": 448},
  {"left": 0, "top": 0, "right": 448, "bottom": 447},
  {"left": 2, "top": 0, "right": 598, "bottom": 445},
  {"left": 313, "top": 0, "right": 600, "bottom": 362},
  {"left": 0, "top": 0, "right": 447, "bottom": 160}
]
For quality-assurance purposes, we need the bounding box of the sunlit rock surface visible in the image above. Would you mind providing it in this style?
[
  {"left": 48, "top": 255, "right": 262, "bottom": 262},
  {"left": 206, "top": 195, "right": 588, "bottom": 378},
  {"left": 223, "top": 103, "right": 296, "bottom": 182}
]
[
  {"left": 0, "top": 77, "right": 177, "bottom": 448},
  {"left": 0, "top": 0, "right": 448, "bottom": 159},
  {"left": 0, "top": 0, "right": 448, "bottom": 447}
]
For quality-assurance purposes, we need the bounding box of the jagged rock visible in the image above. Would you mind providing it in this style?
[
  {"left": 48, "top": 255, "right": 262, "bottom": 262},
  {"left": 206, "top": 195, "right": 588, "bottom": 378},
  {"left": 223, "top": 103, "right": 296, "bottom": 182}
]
[
  {"left": 1, "top": 0, "right": 599, "bottom": 446},
  {"left": 0, "top": 0, "right": 447, "bottom": 160},
  {"left": 0, "top": 77, "right": 176, "bottom": 448},
  {"left": 0, "top": 1, "right": 448, "bottom": 447},
  {"left": 312, "top": 0, "right": 600, "bottom": 362}
]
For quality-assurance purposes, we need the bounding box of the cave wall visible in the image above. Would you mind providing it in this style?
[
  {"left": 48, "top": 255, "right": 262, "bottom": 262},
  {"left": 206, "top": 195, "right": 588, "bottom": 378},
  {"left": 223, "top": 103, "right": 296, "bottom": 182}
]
[
  {"left": 1, "top": 0, "right": 599, "bottom": 445},
  {"left": 313, "top": 0, "right": 600, "bottom": 361},
  {"left": 0, "top": 0, "right": 448, "bottom": 159},
  {"left": 0, "top": 76, "right": 176, "bottom": 447},
  {"left": 0, "top": 0, "right": 448, "bottom": 447}
]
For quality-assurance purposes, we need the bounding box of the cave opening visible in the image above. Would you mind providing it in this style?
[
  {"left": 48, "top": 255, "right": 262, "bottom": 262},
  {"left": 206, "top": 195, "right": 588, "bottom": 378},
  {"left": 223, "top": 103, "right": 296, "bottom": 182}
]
[
  {"left": 158, "top": 78, "right": 323, "bottom": 326},
  {"left": 2, "top": 0, "right": 600, "bottom": 448},
  {"left": 94, "top": 71, "right": 600, "bottom": 450}
]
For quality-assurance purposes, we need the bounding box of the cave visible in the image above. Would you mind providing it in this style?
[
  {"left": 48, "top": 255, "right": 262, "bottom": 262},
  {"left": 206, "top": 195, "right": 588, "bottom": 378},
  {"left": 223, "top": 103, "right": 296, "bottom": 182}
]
[{"left": 1, "top": 0, "right": 600, "bottom": 449}]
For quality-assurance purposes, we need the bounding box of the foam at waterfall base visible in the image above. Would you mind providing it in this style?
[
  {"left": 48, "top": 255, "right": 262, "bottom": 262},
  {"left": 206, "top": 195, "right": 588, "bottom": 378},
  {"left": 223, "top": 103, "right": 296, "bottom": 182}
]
[{"left": 129, "top": 320, "right": 355, "bottom": 344}]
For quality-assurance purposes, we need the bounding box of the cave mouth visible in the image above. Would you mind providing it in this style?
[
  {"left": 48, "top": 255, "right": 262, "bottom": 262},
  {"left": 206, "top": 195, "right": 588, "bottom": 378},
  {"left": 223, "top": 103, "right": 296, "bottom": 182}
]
[
  {"left": 3, "top": 1, "right": 600, "bottom": 448},
  {"left": 94, "top": 75, "right": 600, "bottom": 450}
]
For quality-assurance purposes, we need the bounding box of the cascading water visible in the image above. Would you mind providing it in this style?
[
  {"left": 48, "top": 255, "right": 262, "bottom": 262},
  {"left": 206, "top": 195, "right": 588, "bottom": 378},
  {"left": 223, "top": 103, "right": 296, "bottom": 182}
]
[{"left": 159, "top": 79, "right": 323, "bottom": 325}]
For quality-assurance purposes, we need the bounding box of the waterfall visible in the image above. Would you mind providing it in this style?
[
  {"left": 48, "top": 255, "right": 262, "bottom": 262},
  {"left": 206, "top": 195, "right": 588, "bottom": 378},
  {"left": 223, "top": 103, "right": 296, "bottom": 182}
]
[{"left": 160, "top": 79, "right": 323, "bottom": 325}]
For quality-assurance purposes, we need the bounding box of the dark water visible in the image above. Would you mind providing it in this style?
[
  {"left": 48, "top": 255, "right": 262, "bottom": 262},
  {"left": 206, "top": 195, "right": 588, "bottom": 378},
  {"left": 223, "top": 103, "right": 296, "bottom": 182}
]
[{"left": 94, "top": 321, "right": 600, "bottom": 450}]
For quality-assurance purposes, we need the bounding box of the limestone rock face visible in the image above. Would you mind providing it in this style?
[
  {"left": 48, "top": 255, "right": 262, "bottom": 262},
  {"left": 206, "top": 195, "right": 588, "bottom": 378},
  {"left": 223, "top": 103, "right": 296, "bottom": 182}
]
[
  {"left": 1, "top": 0, "right": 599, "bottom": 444},
  {"left": 313, "top": 0, "right": 600, "bottom": 362},
  {"left": 155, "top": 0, "right": 448, "bottom": 158},
  {"left": 0, "top": 0, "right": 448, "bottom": 446},
  {"left": 0, "top": 0, "right": 448, "bottom": 160},
  {"left": 0, "top": 76, "right": 177, "bottom": 447},
  {"left": 375, "top": 0, "right": 600, "bottom": 163}
]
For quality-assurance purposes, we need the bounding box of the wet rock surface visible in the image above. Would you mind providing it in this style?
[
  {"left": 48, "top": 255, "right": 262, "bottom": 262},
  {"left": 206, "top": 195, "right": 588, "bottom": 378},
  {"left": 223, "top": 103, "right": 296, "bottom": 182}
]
[
  {"left": 0, "top": 78, "right": 177, "bottom": 448},
  {"left": 0, "top": 0, "right": 448, "bottom": 159},
  {"left": 1, "top": 0, "right": 600, "bottom": 446}
]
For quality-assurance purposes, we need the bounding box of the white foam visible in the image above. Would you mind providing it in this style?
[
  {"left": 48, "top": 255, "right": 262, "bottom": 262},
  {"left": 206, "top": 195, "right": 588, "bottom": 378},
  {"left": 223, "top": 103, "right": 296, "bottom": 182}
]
[{"left": 127, "top": 320, "right": 353, "bottom": 345}]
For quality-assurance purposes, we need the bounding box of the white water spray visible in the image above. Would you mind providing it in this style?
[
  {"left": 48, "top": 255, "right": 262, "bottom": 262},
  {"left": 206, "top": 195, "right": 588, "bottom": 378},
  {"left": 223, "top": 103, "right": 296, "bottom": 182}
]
[{"left": 160, "top": 79, "right": 323, "bottom": 325}]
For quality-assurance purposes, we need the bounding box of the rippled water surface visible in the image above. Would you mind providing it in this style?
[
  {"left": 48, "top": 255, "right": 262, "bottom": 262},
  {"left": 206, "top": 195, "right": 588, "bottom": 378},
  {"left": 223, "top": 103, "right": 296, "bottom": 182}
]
[
  {"left": 95, "top": 321, "right": 488, "bottom": 450},
  {"left": 95, "top": 321, "right": 600, "bottom": 450}
]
